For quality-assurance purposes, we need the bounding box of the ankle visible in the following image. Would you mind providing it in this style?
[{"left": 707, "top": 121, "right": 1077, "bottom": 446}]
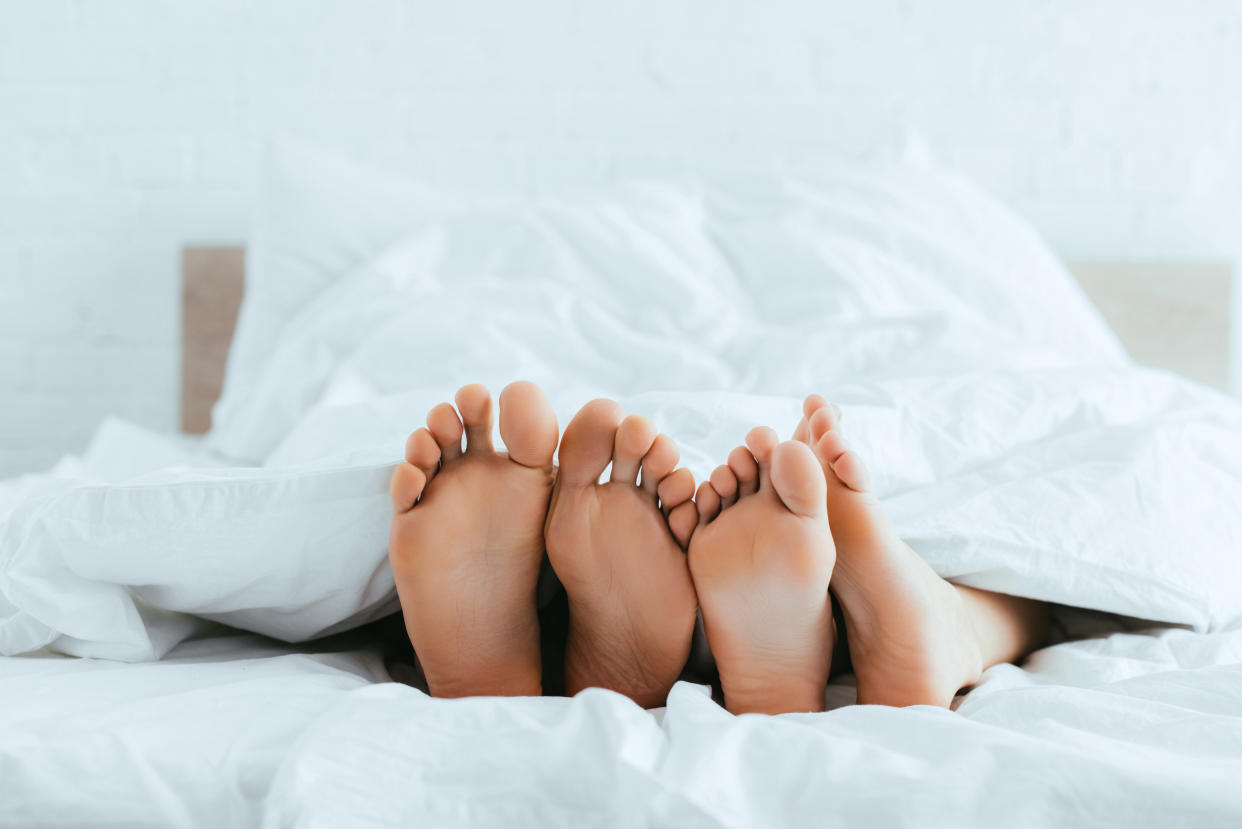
[{"left": 954, "top": 584, "right": 1046, "bottom": 672}]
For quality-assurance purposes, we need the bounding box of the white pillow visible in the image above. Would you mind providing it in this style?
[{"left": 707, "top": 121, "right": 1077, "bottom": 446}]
[
  {"left": 212, "top": 141, "right": 488, "bottom": 462},
  {"left": 210, "top": 141, "right": 1125, "bottom": 464},
  {"left": 210, "top": 169, "right": 734, "bottom": 462},
  {"left": 692, "top": 162, "right": 1127, "bottom": 365}
]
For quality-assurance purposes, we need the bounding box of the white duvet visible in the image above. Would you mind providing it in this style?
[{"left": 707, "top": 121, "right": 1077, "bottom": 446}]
[{"left": 2, "top": 145, "right": 1241, "bottom": 827}]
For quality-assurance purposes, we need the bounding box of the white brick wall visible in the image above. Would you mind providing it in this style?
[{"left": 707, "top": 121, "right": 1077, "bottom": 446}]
[{"left": 2, "top": 0, "right": 1241, "bottom": 475}]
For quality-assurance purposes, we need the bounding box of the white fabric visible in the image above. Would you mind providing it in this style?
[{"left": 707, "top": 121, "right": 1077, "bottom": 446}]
[
  {"left": 209, "top": 138, "right": 1126, "bottom": 462},
  {"left": 2, "top": 626, "right": 1240, "bottom": 827},
  {"left": 267, "top": 628, "right": 1242, "bottom": 828},
  {"left": 3, "top": 143, "right": 1242, "bottom": 825},
  {"left": 0, "top": 633, "right": 385, "bottom": 826},
  {"left": 5, "top": 207, "right": 1237, "bottom": 658}
]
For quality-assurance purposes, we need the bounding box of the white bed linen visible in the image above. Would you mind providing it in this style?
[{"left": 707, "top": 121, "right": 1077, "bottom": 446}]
[
  {"left": 268, "top": 628, "right": 1242, "bottom": 828},
  {"left": 0, "top": 633, "right": 385, "bottom": 827},
  {"left": 4, "top": 235, "right": 1239, "bottom": 665},
  {"left": 3, "top": 625, "right": 1239, "bottom": 827},
  {"left": 3, "top": 149, "right": 1242, "bottom": 826}
]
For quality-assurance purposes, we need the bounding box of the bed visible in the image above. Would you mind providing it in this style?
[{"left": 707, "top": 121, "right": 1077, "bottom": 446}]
[{"left": 3, "top": 143, "right": 1242, "bottom": 827}]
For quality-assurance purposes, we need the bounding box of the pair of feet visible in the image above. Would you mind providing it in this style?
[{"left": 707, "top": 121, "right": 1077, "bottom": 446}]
[{"left": 389, "top": 383, "right": 983, "bottom": 714}]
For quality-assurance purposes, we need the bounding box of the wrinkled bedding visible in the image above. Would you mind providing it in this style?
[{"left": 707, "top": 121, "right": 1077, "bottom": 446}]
[
  {"left": 4, "top": 625, "right": 1241, "bottom": 826},
  {"left": 2, "top": 151, "right": 1241, "bottom": 827}
]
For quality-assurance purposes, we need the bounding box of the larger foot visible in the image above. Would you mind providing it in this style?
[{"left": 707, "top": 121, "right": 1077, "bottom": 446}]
[
  {"left": 688, "top": 429, "right": 836, "bottom": 715},
  {"left": 798, "top": 396, "right": 982, "bottom": 707},
  {"left": 388, "top": 382, "right": 559, "bottom": 698},
  {"left": 545, "top": 400, "right": 699, "bottom": 709}
]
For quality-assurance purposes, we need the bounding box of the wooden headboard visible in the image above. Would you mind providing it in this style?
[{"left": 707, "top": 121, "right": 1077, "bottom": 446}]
[
  {"left": 181, "top": 247, "right": 245, "bottom": 434},
  {"left": 178, "top": 247, "right": 1236, "bottom": 433},
  {"left": 1069, "top": 261, "right": 1233, "bottom": 391}
]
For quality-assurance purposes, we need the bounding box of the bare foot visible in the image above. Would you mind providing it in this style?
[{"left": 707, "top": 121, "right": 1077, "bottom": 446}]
[
  {"left": 388, "top": 382, "right": 559, "bottom": 698},
  {"left": 687, "top": 428, "right": 835, "bottom": 715},
  {"left": 544, "top": 400, "right": 699, "bottom": 709},
  {"left": 798, "top": 395, "right": 982, "bottom": 707}
]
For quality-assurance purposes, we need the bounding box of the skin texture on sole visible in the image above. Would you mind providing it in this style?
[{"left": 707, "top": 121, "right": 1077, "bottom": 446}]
[
  {"left": 688, "top": 428, "right": 837, "bottom": 715},
  {"left": 388, "top": 382, "right": 558, "bottom": 699},
  {"left": 544, "top": 399, "right": 699, "bottom": 710}
]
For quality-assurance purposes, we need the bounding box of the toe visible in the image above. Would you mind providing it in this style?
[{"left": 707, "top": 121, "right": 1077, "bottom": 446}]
[
  {"left": 404, "top": 428, "right": 442, "bottom": 479},
  {"left": 744, "top": 426, "right": 779, "bottom": 489},
  {"left": 389, "top": 462, "right": 427, "bottom": 514},
  {"left": 611, "top": 414, "right": 658, "bottom": 485},
  {"left": 695, "top": 481, "right": 721, "bottom": 526},
  {"left": 813, "top": 430, "right": 870, "bottom": 491},
  {"left": 498, "top": 381, "right": 559, "bottom": 468},
  {"left": 804, "top": 395, "right": 841, "bottom": 423},
  {"left": 455, "top": 384, "right": 494, "bottom": 452},
  {"left": 803, "top": 393, "right": 829, "bottom": 421},
  {"left": 639, "top": 434, "right": 680, "bottom": 495},
  {"left": 710, "top": 464, "right": 739, "bottom": 508},
  {"left": 808, "top": 405, "right": 840, "bottom": 442},
  {"left": 793, "top": 416, "right": 809, "bottom": 444},
  {"left": 815, "top": 429, "right": 848, "bottom": 464},
  {"left": 668, "top": 501, "right": 697, "bottom": 549},
  {"left": 558, "top": 398, "right": 625, "bottom": 487},
  {"left": 727, "top": 445, "right": 759, "bottom": 496},
  {"left": 830, "top": 449, "right": 872, "bottom": 493},
  {"left": 770, "top": 441, "right": 828, "bottom": 519},
  {"left": 657, "top": 467, "right": 695, "bottom": 516},
  {"left": 427, "top": 402, "right": 464, "bottom": 460}
]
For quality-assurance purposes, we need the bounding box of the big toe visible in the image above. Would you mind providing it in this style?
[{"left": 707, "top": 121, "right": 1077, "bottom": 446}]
[
  {"left": 770, "top": 441, "right": 828, "bottom": 519},
  {"left": 498, "top": 381, "right": 559, "bottom": 468},
  {"left": 558, "top": 398, "right": 625, "bottom": 487}
]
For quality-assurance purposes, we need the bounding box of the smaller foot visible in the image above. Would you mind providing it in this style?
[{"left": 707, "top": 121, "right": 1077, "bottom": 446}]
[
  {"left": 545, "top": 400, "right": 699, "bottom": 709},
  {"left": 388, "top": 382, "right": 559, "bottom": 698},
  {"left": 800, "top": 395, "right": 982, "bottom": 707},
  {"left": 688, "top": 429, "right": 835, "bottom": 715}
]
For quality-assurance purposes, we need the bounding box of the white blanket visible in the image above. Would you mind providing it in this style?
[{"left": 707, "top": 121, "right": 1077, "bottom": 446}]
[
  {"left": 3, "top": 152, "right": 1241, "bottom": 826},
  {"left": 4, "top": 626, "right": 1240, "bottom": 826}
]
